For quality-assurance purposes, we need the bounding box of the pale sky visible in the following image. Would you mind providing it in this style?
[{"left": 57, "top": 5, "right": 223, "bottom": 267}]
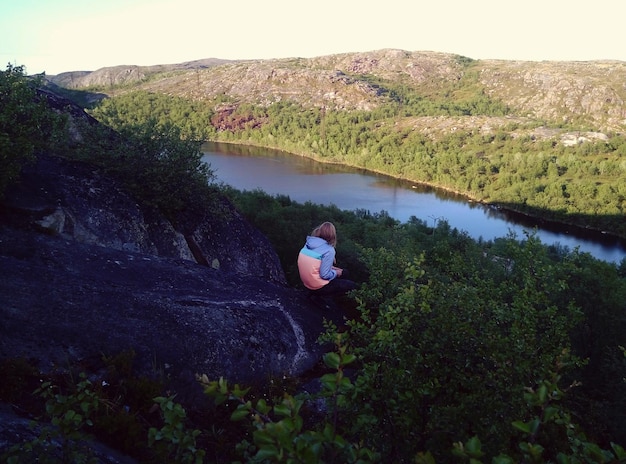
[{"left": 3, "top": 0, "right": 625, "bottom": 75}]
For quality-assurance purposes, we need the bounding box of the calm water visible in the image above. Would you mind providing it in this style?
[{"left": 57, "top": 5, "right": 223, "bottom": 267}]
[{"left": 202, "top": 142, "right": 626, "bottom": 263}]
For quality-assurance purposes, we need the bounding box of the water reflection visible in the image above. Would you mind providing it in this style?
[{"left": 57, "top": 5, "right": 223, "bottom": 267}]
[{"left": 202, "top": 142, "right": 626, "bottom": 263}]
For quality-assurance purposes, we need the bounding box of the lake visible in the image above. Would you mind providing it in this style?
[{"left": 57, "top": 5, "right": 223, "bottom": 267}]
[{"left": 202, "top": 142, "right": 626, "bottom": 264}]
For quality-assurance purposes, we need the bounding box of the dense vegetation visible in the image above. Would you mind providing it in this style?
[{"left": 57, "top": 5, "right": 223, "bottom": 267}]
[
  {"left": 89, "top": 79, "right": 626, "bottom": 239},
  {"left": 224, "top": 187, "right": 626, "bottom": 461},
  {"left": 2, "top": 64, "right": 626, "bottom": 462}
]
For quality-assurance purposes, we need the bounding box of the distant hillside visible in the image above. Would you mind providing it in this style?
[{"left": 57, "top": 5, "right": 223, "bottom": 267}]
[
  {"left": 49, "top": 57, "right": 234, "bottom": 89},
  {"left": 50, "top": 49, "right": 626, "bottom": 134}
]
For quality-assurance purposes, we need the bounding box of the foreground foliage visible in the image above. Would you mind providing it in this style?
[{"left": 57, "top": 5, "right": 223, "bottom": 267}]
[
  {"left": 199, "top": 334, "right": 379, "bottom": 463},
  {"left": 224, "top": 188, "right": 626, "bottom": 461}
]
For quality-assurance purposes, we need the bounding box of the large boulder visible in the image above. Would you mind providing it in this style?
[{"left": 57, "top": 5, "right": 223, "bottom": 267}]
[
  {"left": 7, "top": 152, "right": 286, "bottom": 284},
  {"left": 0, "top": 224, "right": 329, "bottom": 387},
  {"left": 0, "top": 153, "right": 343, "bottom": 396}
]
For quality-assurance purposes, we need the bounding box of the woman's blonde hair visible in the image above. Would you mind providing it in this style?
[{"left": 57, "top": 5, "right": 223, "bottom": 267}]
[{"left": 311, "top": 222, "right": 337, "bottom": 247}]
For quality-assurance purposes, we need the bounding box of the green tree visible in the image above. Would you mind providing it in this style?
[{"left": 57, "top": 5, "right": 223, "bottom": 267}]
[
  {"left": 109, "top": 119, "right": 217, "bottom": 225},
  {"left": 0, "top": 64, "right": 65, "bottom": 197}
]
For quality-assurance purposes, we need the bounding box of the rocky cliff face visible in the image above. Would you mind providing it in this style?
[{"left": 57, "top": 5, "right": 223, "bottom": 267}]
[{"left": 0, "top": 151, "right": 341, "bottom": 400}]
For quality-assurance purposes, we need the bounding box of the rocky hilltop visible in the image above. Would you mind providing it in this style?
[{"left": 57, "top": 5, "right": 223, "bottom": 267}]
[
  {"left": 50, "top": 57, "right": 232, "bottom": 89},
  {"left": 50, "top": 49, "right": 626, "bottom": 133}
]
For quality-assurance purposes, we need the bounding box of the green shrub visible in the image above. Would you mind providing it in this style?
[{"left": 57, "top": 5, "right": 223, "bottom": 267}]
[
  {"left": 5, "top": 373, "right": 100, "bottom": 464},
  {"left": 148, "top": 396, "right": 205, "bottom": 464},
  {"left": 0, "top": 64, "right": 65, "bottom": 198}
]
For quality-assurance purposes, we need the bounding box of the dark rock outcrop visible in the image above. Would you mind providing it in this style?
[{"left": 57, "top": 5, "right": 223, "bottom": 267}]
[{"left": 0, "top": 152, "right": 343, "bottom": 395}]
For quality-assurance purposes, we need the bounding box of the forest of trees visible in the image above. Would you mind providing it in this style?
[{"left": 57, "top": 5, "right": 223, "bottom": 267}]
[
  {"left": 2, "top": 64, "right": 626, "bottom": 463},
  {"left": 90, "top": 87, "right": 626, "bottom": 239}
]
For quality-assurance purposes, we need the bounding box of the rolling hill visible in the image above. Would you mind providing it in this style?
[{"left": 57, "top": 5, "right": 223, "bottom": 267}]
[{"left": 49, "top": 48, "right": 626, "bottom": 135}]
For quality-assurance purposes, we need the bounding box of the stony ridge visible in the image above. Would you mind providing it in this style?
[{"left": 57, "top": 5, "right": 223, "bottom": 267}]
[{"left": 50, "top": 49, "right": 626, "bottom": 133}]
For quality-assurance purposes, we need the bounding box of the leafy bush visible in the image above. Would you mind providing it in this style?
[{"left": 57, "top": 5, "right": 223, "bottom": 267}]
[
  {"left": 148, "top": 396, "right": 205, "bottom": 464},
  {"left": 63, "top": 116, "right": 219, "bottom": 226},
  {"left": 200, "top": 332, "right": 379, "bottom": 463},
  {"left": 110, "top": 120, "right": 217, "bottom": 225},
  {"left": 5, "top": 373, "right": 101, "bottom": 464},
  {"left": 0, "top": 64, "right": 65, "bottom": 198},
  {"left": 1, "top": 65, "right": 218, "bottom": 228}
]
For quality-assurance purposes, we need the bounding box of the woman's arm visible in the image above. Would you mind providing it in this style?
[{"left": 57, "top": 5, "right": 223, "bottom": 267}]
[{"left": 319, "top": 249, "right": 337, "bottom": 280}]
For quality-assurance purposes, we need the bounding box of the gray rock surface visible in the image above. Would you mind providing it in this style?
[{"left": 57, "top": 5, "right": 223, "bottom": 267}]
[{"left": 0, "top": 153, "right": 343, "bottom": 395}]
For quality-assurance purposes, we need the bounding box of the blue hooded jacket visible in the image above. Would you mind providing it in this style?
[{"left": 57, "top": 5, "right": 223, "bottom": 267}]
[{"left": 297, "top": 236, "right": 337, "bottom": 289}]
